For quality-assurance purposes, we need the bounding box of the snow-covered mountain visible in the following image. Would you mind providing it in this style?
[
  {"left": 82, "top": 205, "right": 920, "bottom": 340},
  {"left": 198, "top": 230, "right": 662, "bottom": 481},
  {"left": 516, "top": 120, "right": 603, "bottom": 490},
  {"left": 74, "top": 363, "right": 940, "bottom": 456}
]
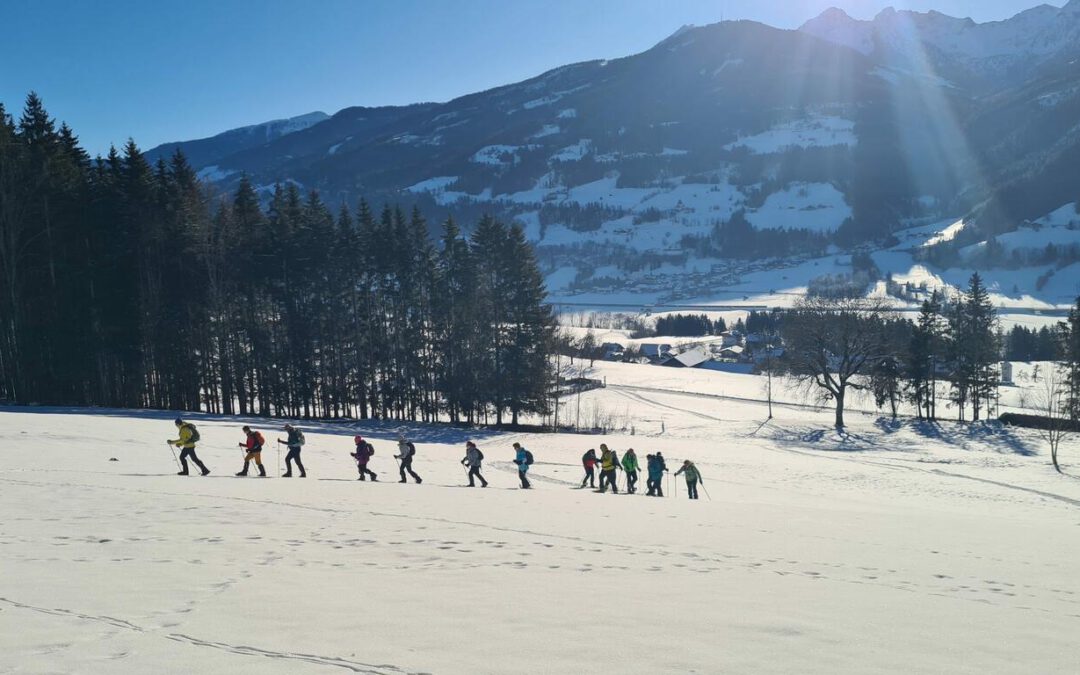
[
  {"left": 145, "top": 4, "right": 1080, "bottom": 310},
  {"left": 145, "top": 110, "right": 329, "bottom": 168},
  {"left": 800, "top": 1, "right": 1080, "bottom": 89}
]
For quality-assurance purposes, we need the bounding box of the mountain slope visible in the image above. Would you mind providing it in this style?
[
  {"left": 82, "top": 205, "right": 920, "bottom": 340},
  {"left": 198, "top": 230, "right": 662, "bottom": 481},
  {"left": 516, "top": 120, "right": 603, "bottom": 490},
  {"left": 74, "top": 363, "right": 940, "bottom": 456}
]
[
  {"left": 144, "top": 110, "right": 330, "bottom": 168},
  {"left": 144, "top": 5, "right": 1080, "bottom": 309}
]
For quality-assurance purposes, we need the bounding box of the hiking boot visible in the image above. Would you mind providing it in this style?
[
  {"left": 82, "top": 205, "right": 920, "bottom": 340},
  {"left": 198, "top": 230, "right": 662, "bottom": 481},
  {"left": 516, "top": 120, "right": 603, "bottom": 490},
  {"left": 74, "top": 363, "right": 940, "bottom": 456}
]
[
  {"left": 257, "top": 465, "right": 266, "bottom": 477},
  {"left": 201, "top": 469, "right": 210, "bottom": 476},
  {"left": 282, "top": 472, "right": 292, "bottom": 478},
  {"left": 177, "top": 470, "right": 189, "bottom": 476}
]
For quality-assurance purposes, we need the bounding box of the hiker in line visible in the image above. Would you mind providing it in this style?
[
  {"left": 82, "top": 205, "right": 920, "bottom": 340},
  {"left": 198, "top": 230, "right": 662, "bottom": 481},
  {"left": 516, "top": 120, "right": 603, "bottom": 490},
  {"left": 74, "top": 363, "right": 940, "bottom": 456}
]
[
  {"left": 622, "top": 447, "right": 640, "bottom": 494},
  {"left": 646, "top": 452, "right": 668, "bottom": 497},
  {"left": 580, "top": 448, "right": 598, "bottom": 488},
  {"left": 461, "top": 440, "right": 488, "bottom": 488},
  {"left": 394, "top": 434, "right": 422, "bottom": 484},
  {"left": 236, "top": 425, "right": 266, "bottom": 477},
  {"left": 278, "top": 423, "right": 306, "bottom": 478},
  {"left": 168, "top": 418, "right": 210, "bottom": 476},
  {"left": 352, "top": 435, "right": 378, "bottom": 481},
  {"left": 675, "top": 459, "right": 703, "bottom": 500},
  {"left": 512, "top": 442, "right": 532, "bottom": 489},
  {"left": 597, "top": 443, "right": 621, "bottom": 493}
]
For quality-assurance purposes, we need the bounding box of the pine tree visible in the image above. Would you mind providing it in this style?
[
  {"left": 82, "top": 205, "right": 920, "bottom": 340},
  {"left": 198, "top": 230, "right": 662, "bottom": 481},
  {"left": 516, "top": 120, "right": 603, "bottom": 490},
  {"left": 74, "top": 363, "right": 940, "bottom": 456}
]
[
  {"left": 947, "top": 274, "right": 1000, "bottom": 422},
  {"left": 908, "top": 291, "right": 945, "bottom": 419},
  {"left": 1062, "top": 297, "right": 1080, "bottom": 420}
]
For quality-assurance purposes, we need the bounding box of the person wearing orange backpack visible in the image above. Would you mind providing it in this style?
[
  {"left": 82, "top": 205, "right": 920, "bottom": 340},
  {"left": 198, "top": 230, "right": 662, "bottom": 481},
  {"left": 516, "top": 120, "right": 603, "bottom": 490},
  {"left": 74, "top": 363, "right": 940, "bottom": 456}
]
[{"left": 236, "top": 425, "right": 267, "bottom": 477}]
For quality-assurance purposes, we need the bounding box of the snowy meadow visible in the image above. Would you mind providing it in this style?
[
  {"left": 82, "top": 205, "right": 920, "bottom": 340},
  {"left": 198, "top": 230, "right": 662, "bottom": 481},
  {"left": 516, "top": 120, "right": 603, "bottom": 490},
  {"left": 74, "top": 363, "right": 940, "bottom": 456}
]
[{"left": 2, "top": 364, "right": 1079, "bottom": 674}]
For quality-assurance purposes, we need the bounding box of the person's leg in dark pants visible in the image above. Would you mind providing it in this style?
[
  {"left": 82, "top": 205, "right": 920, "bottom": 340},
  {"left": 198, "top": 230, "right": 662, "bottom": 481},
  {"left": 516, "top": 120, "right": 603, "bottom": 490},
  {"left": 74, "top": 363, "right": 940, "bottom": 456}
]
[
  {"left": 180, "top": 448, "right": 209, "bottom": 475},
  {"left": 364, "top": 466, "right": 377, "bottom": 481},
  {"left": 469, "top": 465, "right": 487, "bottom": 487},
  {"left": 627, "top": 471, "right": 637, "bottom": 493},
  {"left": 582, "top": 466, "right": 595, "bottom": 488},
  {"left": 646, "top": 477, "right": 654, "bottom": 496},
  {"left": 519, "top": 469, "right": 530, "bottom": 489},
  {"left": 687, "top": 481, "right": 698, "bottom": 500},
  {"left": 285, "top": 448, "right": 305, "bottom": 477},
  {"left": 400, "top": 458, "right": 422, "bottom": 483}
]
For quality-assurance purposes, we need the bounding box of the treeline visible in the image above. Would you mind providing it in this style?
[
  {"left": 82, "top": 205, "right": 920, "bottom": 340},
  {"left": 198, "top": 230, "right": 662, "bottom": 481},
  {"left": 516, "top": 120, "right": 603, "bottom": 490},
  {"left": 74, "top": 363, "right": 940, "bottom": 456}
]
[
  {"left": 0, "top": 93, "right": 554, "bottom": 424},
  {"left": 654, "top": 314, "right": 728, "bottom": 337},
  {"left": 780, "top": 274, "right": 1080, "bottom": 426},
  {"left": 1005, "top": 325, "right": 1061, "bottom": 362}
]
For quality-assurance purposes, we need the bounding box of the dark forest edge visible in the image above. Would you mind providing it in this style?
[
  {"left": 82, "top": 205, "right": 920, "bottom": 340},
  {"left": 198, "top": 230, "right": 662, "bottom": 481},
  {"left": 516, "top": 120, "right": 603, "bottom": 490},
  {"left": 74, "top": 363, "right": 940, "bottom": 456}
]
[{"left": 0, "top": 93, "right": 555, "bottom": 425}]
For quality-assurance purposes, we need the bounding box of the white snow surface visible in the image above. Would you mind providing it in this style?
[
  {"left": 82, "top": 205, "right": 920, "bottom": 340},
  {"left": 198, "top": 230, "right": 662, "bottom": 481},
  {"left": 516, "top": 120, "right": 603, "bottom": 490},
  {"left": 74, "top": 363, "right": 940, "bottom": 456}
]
[
  {"left": 746, "top": 182, "right": 852, "bottom": 233},
  {"left": 725, "top": 116, "right": 857, "bottom": 155},
  {"left": 4, "top": 358, "right": 1080, "bottom": 673},
  {"left": 196, "top": 165, "right": 237, "bottom": 183}
]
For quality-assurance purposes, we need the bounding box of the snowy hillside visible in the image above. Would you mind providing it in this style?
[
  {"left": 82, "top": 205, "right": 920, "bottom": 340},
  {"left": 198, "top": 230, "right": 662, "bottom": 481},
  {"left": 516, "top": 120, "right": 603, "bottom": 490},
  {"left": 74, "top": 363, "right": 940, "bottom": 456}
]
[
  {"left": 4, "top": 356, "right": 1080, "bottom": 673},
  {"left": 143, "top": 5, "right": 1080, "bottom": 310}
]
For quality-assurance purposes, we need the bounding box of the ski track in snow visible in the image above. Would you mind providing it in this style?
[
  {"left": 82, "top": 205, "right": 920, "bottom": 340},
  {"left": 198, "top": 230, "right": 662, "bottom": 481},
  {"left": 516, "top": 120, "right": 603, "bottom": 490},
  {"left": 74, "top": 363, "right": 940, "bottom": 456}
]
[
  {"left": 0, "top": 597, "right": 414, "bottom": 674},
  {"left": 5, "top": 369, "right": 1080, "bottom": 673}
]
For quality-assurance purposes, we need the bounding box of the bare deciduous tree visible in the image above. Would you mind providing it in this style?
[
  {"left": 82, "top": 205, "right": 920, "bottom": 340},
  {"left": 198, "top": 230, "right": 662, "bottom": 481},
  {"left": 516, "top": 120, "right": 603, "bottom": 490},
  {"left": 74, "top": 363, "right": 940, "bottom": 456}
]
[
  {"left": 1036, "top": 366, "right": 1072, "bottom": 474},
  {"left": 781, "top": 296, "right": 893, "bottom": 429}
]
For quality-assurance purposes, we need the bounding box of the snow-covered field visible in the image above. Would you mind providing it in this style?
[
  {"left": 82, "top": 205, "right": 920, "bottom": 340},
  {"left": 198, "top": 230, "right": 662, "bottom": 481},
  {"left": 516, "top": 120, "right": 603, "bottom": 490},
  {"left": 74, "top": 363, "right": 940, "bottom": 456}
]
[{"left": 3, "top": 361, "right": 1080, "bottom": 674}]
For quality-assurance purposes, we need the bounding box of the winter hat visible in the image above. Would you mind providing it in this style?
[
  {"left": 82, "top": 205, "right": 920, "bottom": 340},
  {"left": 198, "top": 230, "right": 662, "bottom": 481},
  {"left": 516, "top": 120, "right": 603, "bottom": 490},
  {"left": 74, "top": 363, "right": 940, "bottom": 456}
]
[
  {"left": 174, "top": 418, "right": 183, "bottom": 425},
  {"left": 354, "top": 435, "right": 363, "bottom": 444}
]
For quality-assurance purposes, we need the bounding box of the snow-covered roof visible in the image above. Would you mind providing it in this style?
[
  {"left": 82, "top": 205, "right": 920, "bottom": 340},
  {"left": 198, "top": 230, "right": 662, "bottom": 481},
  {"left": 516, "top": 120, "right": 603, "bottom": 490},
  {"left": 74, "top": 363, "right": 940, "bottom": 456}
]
[{"left": 663, "top": 347, "right": 712, "bottom": 368}]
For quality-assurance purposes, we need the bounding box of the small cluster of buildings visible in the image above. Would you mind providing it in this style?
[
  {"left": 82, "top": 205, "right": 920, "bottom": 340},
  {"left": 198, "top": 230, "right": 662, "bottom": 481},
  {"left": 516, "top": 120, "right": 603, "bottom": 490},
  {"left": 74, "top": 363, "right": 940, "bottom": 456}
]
[{"left": 600, "top": 330, "right": 783, "bottom": 373}]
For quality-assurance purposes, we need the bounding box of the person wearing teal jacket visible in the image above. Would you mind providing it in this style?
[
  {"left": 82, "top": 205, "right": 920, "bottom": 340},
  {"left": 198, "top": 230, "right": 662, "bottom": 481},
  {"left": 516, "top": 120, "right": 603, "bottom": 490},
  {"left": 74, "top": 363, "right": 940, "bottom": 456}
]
[
  {"left": 512, "top": 442, "right": 532, "bottom": 489},
  {"left": 674, "top": 460, "right": 703, "bottom": 500},
  {"left": 621, "top": 448, "right": 640, "bottom": 494}
]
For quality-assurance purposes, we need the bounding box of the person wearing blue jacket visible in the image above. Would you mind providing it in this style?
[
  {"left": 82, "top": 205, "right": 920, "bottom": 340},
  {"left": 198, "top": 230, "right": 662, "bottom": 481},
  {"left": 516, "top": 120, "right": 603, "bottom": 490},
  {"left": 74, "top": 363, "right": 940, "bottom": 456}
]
[
  {"left": 647, "top": 452, "right": 668, "bottom": 497},
  {"left": 512, "top": 442, "right": 532, "bottom": 489}
]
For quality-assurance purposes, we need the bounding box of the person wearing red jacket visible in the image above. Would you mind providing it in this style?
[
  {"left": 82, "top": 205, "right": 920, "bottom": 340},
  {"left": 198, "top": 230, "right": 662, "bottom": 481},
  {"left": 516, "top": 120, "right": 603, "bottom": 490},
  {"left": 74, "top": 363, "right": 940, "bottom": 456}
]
[
  {"left": 580, "top": 448, "right": 598, "bottom": 488},
  {"left": 236, "top": 426, "right": 266, "bottom": 477}
]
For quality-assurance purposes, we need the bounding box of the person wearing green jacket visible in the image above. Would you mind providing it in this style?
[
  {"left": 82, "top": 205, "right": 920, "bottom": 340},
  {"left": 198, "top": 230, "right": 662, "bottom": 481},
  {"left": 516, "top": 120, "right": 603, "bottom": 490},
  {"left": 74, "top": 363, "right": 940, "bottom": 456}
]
[
  {"left": 621, "top": 448, "right": 640, "bottom": 494},
  {"left": 674, "top": 460, "right": 703, "bottom": 500}
]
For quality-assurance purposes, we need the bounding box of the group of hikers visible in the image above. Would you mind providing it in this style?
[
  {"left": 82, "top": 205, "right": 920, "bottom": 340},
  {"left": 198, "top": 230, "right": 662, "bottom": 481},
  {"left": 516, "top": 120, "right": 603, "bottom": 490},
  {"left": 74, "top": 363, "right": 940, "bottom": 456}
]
[
  {"left": 166, "top": 418, "right": 706, "bottom": 499},
  {"left": 578, "top": 443, "right": 702, "bottom": 498}
]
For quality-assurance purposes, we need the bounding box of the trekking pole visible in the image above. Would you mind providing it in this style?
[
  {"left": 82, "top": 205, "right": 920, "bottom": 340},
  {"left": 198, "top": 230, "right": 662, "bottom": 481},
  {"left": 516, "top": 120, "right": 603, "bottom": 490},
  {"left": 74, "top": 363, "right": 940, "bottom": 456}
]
[
  {"left": 700, "top": 482, "right": 713, "bottom": 502},
  {"left": 165, "top": 441, "right": 181, "bottom": 470},
  {"left": 276, "top": 440, "right": 281, "bottom": 477}
]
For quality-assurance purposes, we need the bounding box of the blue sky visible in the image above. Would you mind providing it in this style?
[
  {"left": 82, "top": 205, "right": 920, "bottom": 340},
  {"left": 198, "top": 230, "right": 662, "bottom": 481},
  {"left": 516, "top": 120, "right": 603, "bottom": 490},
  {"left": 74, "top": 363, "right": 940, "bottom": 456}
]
[{"left": 1, "top": 0, "right": 1053, "bottom": 156}]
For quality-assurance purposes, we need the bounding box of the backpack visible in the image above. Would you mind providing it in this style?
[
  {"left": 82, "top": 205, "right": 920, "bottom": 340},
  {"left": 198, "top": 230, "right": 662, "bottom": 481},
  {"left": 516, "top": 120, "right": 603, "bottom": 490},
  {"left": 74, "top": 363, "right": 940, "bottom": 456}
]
[
  {"left": 295, "top": 430, "right": 305, "bottom": 446},
  {"left": 254, "top": 431, "right": 265, "bottom": 447},
  {"left": 476, "top": 449, "right": 484, "bottom": 461},
  {"left": 364, "top": 441, "right": 374, "bottom": 456},
  {"left": 184, "top": 423, "right": 200, "bottom": 443},
  {"left": 525, "top": 450, "right": 534, "bottom": 466},
  {"left": 407, "top": 441, "right": 416, "bottom": 457}
]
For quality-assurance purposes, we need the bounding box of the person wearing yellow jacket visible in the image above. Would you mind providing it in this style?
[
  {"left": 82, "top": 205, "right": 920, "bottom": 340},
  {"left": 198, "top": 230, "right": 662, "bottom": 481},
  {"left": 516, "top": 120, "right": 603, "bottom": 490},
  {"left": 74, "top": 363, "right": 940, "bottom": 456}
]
[
  {"left": 168, "top": 417, "right": 210, "bottom": 476},
  {"left": 597, "top": 443, "right": 621, "bottom": 494}
]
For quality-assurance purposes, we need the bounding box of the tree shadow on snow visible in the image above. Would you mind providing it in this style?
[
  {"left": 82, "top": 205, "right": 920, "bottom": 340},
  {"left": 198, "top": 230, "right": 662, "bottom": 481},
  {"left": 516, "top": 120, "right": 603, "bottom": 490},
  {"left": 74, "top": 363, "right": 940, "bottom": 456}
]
[{"left": 909, "top": 419, "right": 1037, "bottom": 457}]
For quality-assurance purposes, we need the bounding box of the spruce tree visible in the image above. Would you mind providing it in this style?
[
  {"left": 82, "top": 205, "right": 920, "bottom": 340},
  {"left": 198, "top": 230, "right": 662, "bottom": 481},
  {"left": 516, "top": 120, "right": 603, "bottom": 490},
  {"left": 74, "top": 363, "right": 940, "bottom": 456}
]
[{"left": 1062, "top": 297, "right": 1080, "bottom": 420}]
